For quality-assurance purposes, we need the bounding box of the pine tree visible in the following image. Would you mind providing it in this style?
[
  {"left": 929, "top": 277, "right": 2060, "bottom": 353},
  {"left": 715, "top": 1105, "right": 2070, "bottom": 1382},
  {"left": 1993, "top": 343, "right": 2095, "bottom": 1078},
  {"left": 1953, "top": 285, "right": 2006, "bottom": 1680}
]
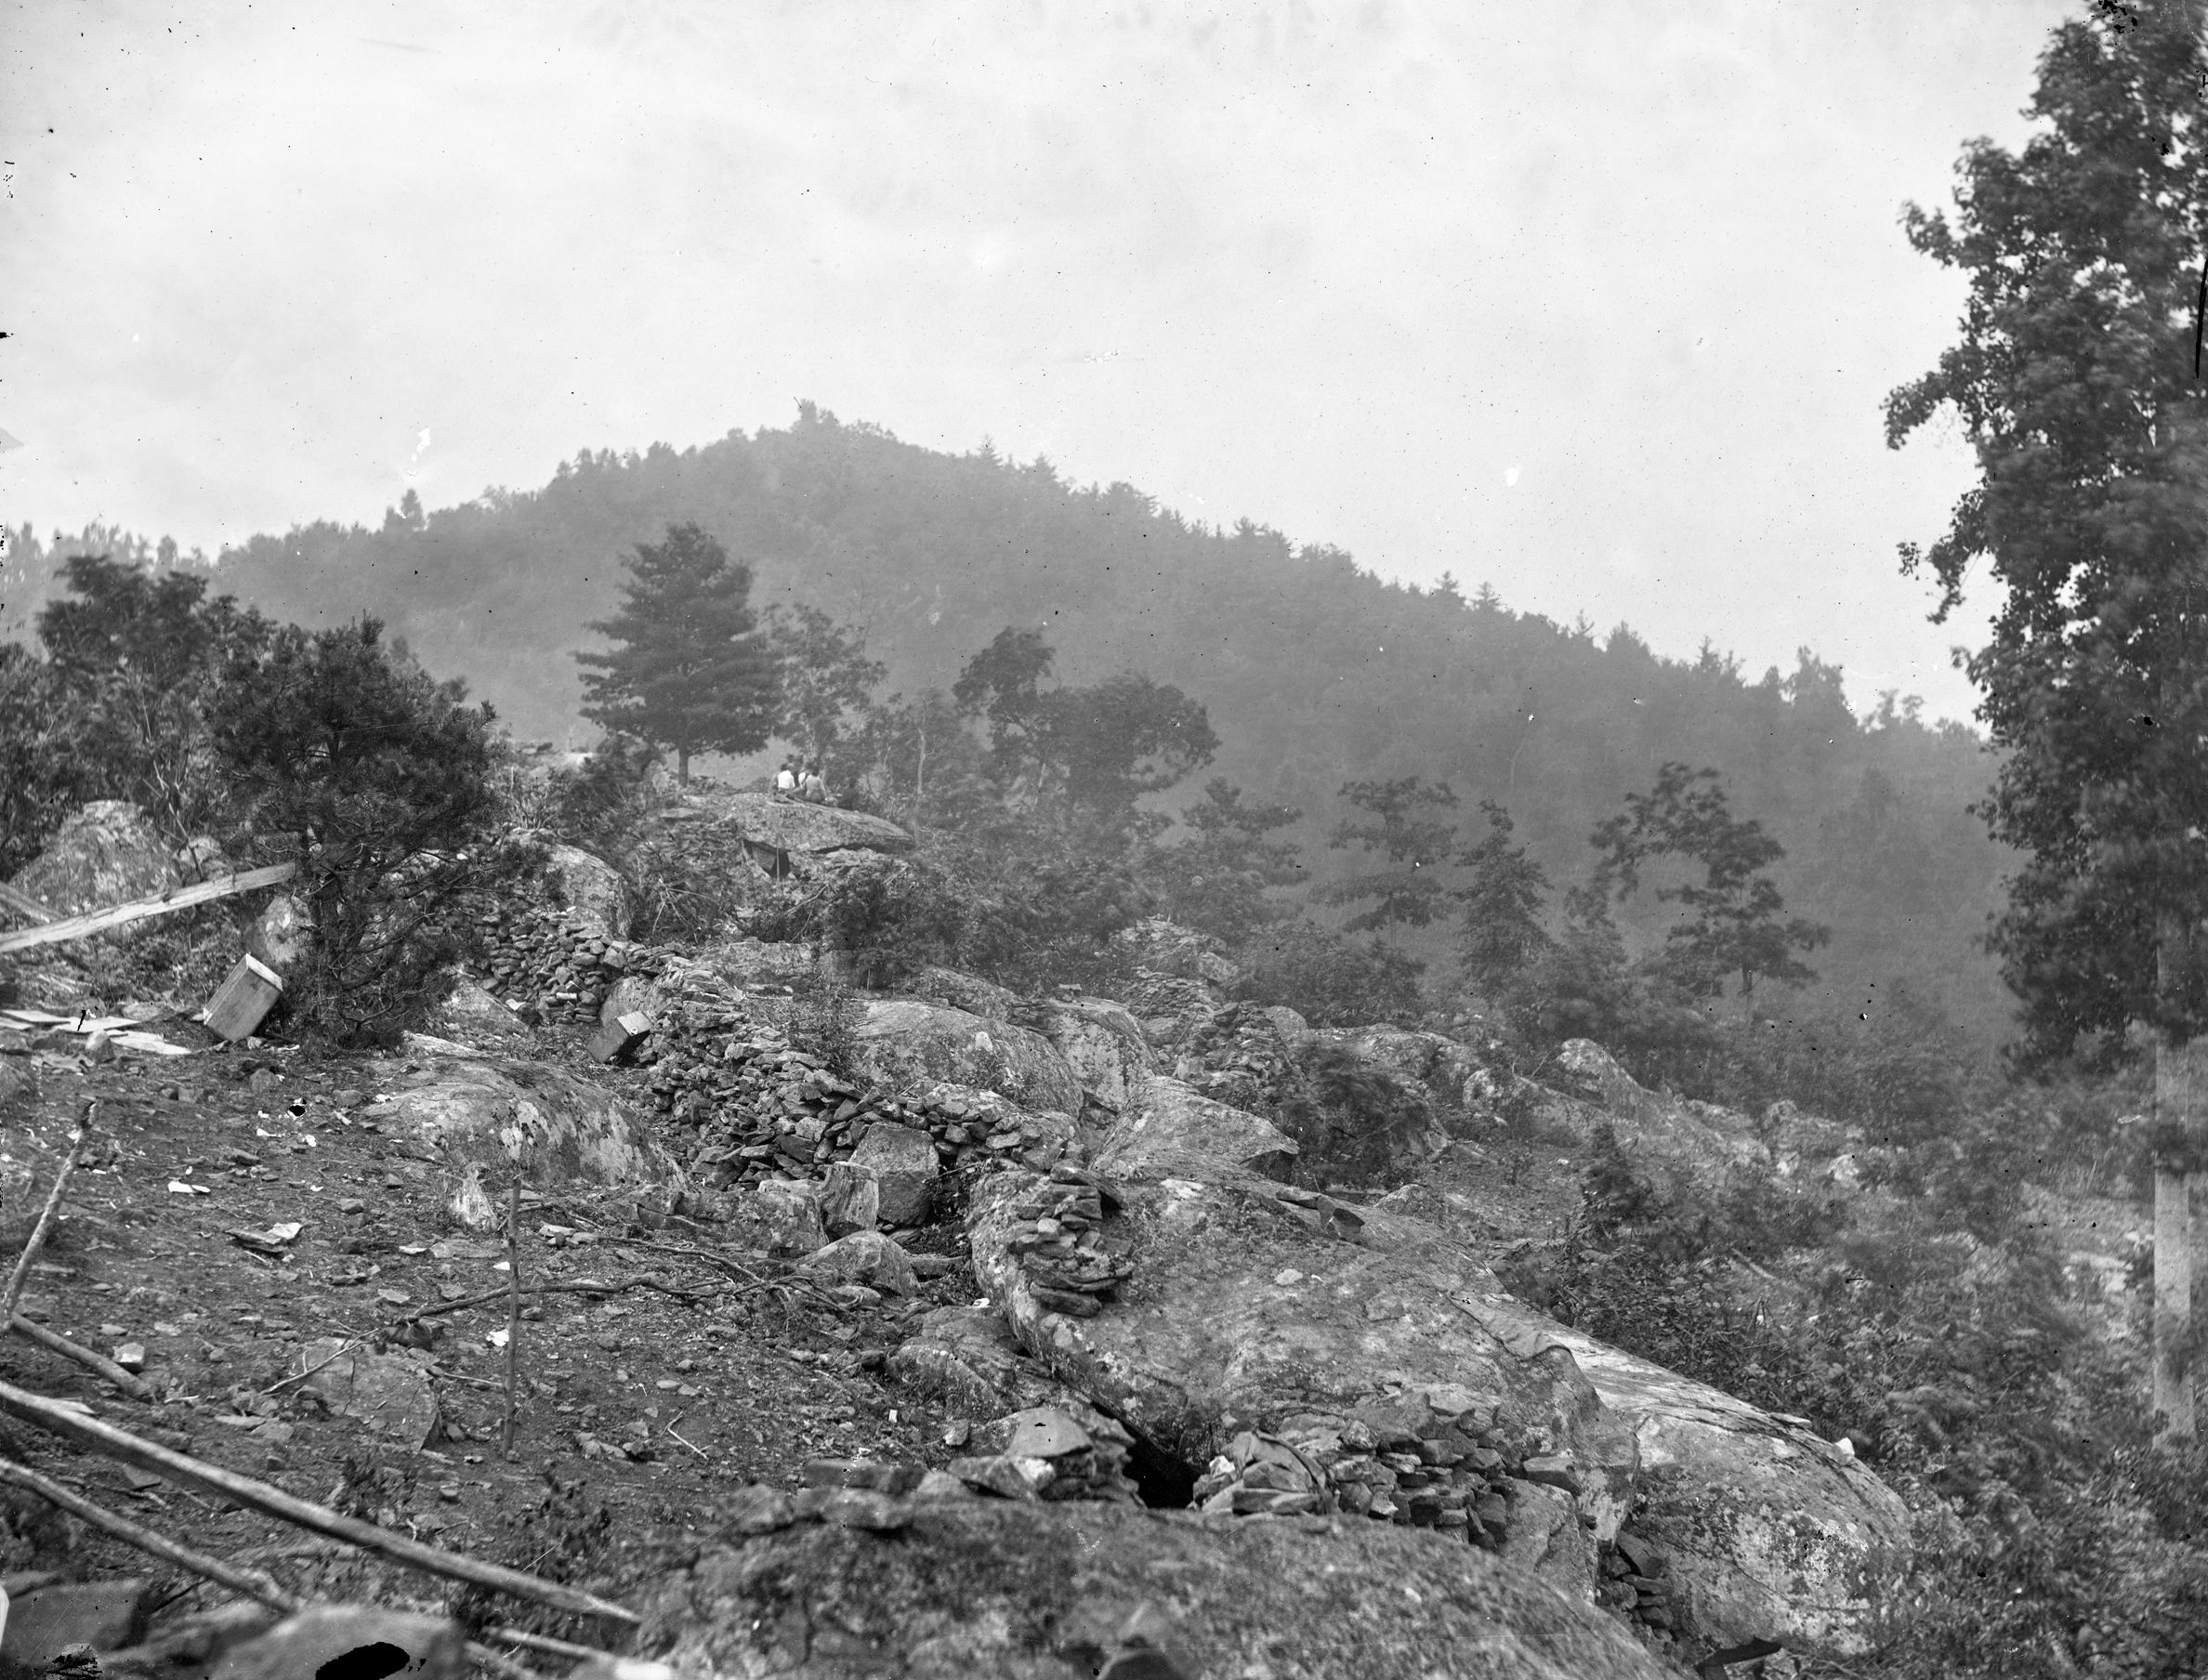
[
  {"left": 1886, "top": 0, "right": 2208, "bottom": 1437},
  {"left": 1317, "top": 777, "right": 1460, "bottom": 932},
  {"left": 1455, "top": 800, "right": 1553, "bottom": 994},
  {"left": 576, "top": 523, "right": 777, "bottom": 784}
]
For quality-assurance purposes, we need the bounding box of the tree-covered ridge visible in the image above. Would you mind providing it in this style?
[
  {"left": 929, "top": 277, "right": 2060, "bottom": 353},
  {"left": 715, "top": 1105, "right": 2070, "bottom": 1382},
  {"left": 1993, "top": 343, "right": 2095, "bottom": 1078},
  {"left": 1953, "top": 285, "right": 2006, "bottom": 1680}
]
[{"left": 7, "top": 403, "right": 2013, "bottom": 1037}]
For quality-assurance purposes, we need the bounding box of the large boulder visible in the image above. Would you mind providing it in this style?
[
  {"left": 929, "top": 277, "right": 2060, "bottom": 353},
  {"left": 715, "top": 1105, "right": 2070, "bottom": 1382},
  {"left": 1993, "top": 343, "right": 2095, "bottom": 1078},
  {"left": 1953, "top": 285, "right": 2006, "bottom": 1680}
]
[
  {"left": 429, "top": 976, "right": 533, "bottom": 1047},
  {"left": 638, "top": 1497, "right": 1671, "bottom": 1680},
  {"left": 699, "top": 936, "right": 823, "bottom": 991},
  {"left": 1110, "top": 917, "right": 1239, "bottom": 987},
  {"left": 908, "top": 965, "right": 1020, "bottom": 1020},
  {"left": 361, "top": 1058, "right": 685, "bottom": 1230},
  {"left": 966, "top": 1152, "right": 1910, "bottom": 1660},
  {"left": 10, "top": 801, "right": 177, "bottom": 934},
  {"left": 1091, "top": 1075, "right": 1299, "bottom": 1183},
  {"left": 1043, "top": 996, "right": 1153, "bottom": 1113},
  {"left": 848, "top": 1120, "right": 940, "bottom": 1227},
  {"left": 852, "top": 1000, "right": 1083, "bottom": 1114},
  {"left": 691, "top": 790, "right": 914, "bottom": 857},
  {"left": 545, "top": 844, "right": 632, "bottom": 940},
  {"left": 243, "top": 892, "right": 313, "bottom": 982}
]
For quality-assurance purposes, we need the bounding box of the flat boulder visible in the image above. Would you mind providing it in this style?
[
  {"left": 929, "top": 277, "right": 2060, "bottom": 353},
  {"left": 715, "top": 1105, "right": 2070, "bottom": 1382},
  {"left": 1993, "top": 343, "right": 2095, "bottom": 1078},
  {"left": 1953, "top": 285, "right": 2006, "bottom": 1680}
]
[
  {"left": 361, "top": 1060, "right": 684, "bottom": 1231},
  {"left": 910, "top": 965, "right": 1021, "bottom": 1019},
  {"left": 638, "top": 1498, "right": 1670, "bottom": 1680},
  {"left": 705, "top": 791, "right": 915, "bottom": 857},
  {"left": 853, "top": 1000, "right": 1082, "bottom": 1113},
  {"left": 1092, "top": 1076, "right": 1298, "bottom": 1182}
]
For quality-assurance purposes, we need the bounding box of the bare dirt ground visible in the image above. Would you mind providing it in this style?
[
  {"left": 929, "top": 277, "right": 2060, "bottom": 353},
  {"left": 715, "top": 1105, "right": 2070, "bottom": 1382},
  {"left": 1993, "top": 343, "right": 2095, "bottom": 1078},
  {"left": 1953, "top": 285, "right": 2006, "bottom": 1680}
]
[{"left": 0, "top": 1030, "right": 992, "bottom": 1660}]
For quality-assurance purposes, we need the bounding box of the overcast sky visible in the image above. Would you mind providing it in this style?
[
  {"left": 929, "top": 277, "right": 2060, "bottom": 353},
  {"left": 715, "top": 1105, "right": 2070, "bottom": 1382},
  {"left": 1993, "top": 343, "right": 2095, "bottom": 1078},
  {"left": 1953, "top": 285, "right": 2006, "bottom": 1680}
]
[{"left": 2, "top": 0, "right": 2076, "bottom": 722}]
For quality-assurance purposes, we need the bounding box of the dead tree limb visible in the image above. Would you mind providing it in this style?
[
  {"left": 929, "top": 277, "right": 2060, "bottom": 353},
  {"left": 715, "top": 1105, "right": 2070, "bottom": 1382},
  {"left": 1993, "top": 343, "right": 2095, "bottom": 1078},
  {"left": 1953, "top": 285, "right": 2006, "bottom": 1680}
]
[
  {"left": 8, "top": 1315, "right": 158, "bottom": 1402},
  {"left": 0, "top": 1373, "right": 637, "bottom": 1624},
  {"left": 2, "top": 1116, "right": 89, "bottom": 1323},
  {"left": 0, "top": 863, "right": 298, "bottom": 955}
]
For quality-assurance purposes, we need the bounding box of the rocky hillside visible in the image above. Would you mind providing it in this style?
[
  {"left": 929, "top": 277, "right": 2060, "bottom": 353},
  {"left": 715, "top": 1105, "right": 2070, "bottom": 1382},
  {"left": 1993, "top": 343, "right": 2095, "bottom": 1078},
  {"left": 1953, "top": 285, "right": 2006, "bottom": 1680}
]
[{"left": 0, "top": 794, "right": 1941, "bottom": 1678}]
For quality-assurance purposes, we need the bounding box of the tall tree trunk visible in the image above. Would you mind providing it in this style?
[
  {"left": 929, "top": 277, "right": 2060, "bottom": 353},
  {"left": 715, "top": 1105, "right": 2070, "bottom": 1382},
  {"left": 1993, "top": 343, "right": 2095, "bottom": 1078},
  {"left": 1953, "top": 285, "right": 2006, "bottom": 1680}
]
[
  {"left": 2157, "top": 913, "right": 2203, "bottom": 1442},
  {"left": 677, "top": 746, "right": 690, "bottom": 787}
]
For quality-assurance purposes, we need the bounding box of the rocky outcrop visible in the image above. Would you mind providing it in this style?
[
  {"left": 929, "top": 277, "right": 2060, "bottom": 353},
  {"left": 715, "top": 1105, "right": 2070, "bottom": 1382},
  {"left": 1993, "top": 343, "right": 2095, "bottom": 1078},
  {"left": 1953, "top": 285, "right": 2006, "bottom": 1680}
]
[
  {"left": 1043, "top": 996, "right": 1153, "bottom": 1113},
  {"left": 637, "top": 1497, "right": 1672, "bottom": 1680},
  {"left": 361, "top": 1057, "right": 684, "bottom": 1230},
  {"left": 429, "top": 977, "right": 533, "bottom": 1047},
  {"left": 1317, "top": 1025, "right": 1504, "bottom": 1121},
  {"left": 852, "top": 1000, "right": 1082, "bottom": 1114},
  {"left": 908, "top": 965, "right": 1021, "bottom": 1020},
  {"left": 1091, "top": 1074, "right": 1299, "bottom": 1182},
  {"left": 545, "top": 843, "right": 632, "bottom": 940},
  {"left": 964, "top": 1092, "right": 1911, "bottom": 1661},
  {"left": 9, "top": 802, "right": 177, "bottom": 937}
]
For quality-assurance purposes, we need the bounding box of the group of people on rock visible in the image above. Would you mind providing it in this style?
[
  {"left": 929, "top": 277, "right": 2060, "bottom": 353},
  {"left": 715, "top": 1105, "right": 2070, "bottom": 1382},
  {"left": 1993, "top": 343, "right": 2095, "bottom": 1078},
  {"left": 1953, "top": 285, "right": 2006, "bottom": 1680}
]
[{"left": 774, "top": 756, "right": 830, "bottom": 804}]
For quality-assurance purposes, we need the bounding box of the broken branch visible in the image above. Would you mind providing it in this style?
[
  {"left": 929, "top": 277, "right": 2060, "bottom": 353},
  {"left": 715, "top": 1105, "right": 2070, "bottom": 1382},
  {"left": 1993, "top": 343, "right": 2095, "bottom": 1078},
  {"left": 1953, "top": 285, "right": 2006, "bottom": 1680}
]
[
  {"left": 8, "top": 1314, "right": 159, "bottom": 1402},
  {"left": 3, "top": 1114, "right": 90, "bottom": 1323},
  {"left": 0, "top": 1372, "right": 638, "bottom": 1624},
  {"left": 0, "top": 863, "right": 297, "bottom": 955}
]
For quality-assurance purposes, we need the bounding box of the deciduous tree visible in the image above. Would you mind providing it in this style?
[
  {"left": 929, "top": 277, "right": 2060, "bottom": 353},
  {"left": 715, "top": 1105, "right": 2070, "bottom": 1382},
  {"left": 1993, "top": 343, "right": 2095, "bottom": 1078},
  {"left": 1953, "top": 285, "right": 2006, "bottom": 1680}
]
[{"left": 1885, "top": 0, "right": 2208, "bottom": 1437}]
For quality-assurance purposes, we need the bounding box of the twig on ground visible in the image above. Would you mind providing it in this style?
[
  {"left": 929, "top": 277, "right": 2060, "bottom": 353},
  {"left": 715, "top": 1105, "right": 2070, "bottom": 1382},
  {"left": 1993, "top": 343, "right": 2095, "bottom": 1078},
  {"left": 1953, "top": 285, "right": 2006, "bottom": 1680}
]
[
  {"left": 666, "top": 1423, "right": 707, "bottom": 1460},
  {"left": 2, "top": 1110, "right": 91, "bottom": 1321},
  {"left": 482, "top": 1625, "right": 625, "bottom": 1662},
  {"left": 0, "top": 1372, "right": 637, "bottom": 1624},
  {"left": 0, "top": 1452, "right": 299, "bottom": 1608},
  {"left": 265, "top": 1337, "right": 361, "bottom": 1396},
  {"left": 502, "top": 1173, "right": 520, "bottom": 1458},
  {"left": 8, "top": 1314, "right": 158, "bottom": 1401}
]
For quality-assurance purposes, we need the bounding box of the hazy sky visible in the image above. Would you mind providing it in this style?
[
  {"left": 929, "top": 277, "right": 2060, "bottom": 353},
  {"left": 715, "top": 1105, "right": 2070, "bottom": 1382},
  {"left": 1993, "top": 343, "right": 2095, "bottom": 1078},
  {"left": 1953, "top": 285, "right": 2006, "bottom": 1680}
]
[{"left": 3, "top": 0, "right": 2076, "bottom": 721}]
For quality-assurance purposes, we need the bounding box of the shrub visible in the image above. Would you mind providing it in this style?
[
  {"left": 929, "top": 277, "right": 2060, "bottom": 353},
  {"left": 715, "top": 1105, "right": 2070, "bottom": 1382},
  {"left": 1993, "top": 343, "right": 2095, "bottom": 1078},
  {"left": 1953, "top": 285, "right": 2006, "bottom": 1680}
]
[
  {"left": 208, "top": 617, "right": 511, "bottom": 1046},
  {"left": 1230, "top": 920, "right": 1426, "bottom": 1027}
]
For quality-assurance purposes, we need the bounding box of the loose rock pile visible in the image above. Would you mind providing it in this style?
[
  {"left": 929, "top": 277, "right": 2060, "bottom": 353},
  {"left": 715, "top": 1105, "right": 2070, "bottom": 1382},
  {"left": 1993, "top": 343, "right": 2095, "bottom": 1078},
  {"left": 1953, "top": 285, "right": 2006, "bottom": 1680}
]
[
  {"left": 638, "top": 1005, "right": 1078, "bottom": 1196},
  {"left": 1000, "top": 1164, "right": 1136, "bottom": 1319},
  {"left": 467, "top": 900, "right": 651, "bottom": 1024}
]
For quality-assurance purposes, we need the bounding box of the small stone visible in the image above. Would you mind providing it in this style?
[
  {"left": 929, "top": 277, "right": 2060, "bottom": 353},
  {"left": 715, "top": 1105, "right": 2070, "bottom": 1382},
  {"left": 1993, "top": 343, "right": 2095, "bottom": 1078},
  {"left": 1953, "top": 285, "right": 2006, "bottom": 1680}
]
[{"left": 950, "top": 1454, "right": 1056, "bottom": 1500}]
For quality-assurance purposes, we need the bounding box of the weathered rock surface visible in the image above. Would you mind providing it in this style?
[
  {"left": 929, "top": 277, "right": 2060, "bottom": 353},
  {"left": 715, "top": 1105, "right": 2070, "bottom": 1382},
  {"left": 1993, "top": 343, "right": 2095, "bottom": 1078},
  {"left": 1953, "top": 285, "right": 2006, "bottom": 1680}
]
[
  {"left": 966, "top": 1131, "right": 1910, "bottom": 1660},
  {"left": 853, "top": 1000, "right": 1082, "bottom": 1114},
  {"left": 10, "top": 802, "right": 177, "bottom": 938},
  {"left": 1317, "top": 1024, "right": 1500, "bottom": 1119},
  {"left": 797, "top": 1229, "right": 919, "bottom": 1295},
  {"left": 243, "top": 892, "right": 312, "bottom": 980},
  {"left": 1091, "top": 1075, "right": 1298, "bottom": 1183},
  {"left": 699, "top": 937, "right": 821, "bottom": 991},
  {"left": 430, "top": 976, "right": 533, "bottom": 1046},
  {"left": 721, "top": 1177, "right": 829, "bottom": 1256},
  {"left": 208, "top": 1606, "right": 463, "bottom": 1680},
  {"left": 1044, "top": 996, "right": 1153, "bottom": 1113},
  {"left": 296, "top": 1337, "right": 440, "bottom": 1446},
  {"left": 695, "top": 791, "right": 915, "bottom": 857},
  {"left": 361, "top": 1060, "right": 684, "bottom": 1230},
  {"left": 1, "top": 1578, "right": 154, "bottom": 1674},
  {"left": 638, "top": 1498, "right": 1672, "bottom": 1680},
  {"left": 908, "top": 965, "right": 1020, "bottom": 1019},
  {"left": 848, "top": 1120, "right": 939, "bottom": 1227},
  {"left": 889, "top": 1306, "right": 1066, "bottom": 1418},
  {"left": 545, "top": 843, "right": 632, "bottom": 940}
]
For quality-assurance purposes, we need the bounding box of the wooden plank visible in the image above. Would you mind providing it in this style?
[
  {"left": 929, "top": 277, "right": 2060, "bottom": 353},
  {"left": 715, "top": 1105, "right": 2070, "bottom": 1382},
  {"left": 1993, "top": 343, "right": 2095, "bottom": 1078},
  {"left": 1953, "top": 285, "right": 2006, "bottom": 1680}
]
[
  {"left": 0, "top": 863, "right": 297, "bottom": 956},
  {"left": 0, "top": 882, "right": 55, "bottom": 925}
]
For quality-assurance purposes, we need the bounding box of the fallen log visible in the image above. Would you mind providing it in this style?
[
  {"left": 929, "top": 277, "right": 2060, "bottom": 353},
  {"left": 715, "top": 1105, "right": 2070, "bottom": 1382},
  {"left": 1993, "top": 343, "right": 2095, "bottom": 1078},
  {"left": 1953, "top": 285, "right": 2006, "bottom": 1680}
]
[
  {"left": 0, "top": 1372, "right": 637, "bottom": 1625},
  {"left": 0, "top": 863, "right": 296, "bottom": 956}
]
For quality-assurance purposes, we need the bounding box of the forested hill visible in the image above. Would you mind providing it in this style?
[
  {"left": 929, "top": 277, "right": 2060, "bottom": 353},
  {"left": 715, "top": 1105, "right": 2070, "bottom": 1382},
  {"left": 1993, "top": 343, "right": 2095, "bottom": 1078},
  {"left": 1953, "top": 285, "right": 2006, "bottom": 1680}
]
[{"left": 5, "top": 404, "right": 2015, "bottom": 1040}]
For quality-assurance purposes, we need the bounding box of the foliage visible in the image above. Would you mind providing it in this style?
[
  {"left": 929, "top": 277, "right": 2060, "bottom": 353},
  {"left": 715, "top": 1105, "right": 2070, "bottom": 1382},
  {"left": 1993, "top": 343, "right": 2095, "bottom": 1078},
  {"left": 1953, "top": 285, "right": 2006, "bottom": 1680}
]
[
  {"left": 952, "top": 627, "right": 1219, "bottom": 834},
  {"left": 1454, "top": 799, "right": 1553, "bottom": 995},
  {"left": 541, "top": 733, "right": 665, "bottom": 855},
  {"left": 1886, "top": 0, "right": 2208, "bottom": 1063},
  {"left": 577, "top": 522, "right": 778, "bottom": 784},
  {"left": 1269, "top": 1039, "right": 1436, "bottom": 1186},
  {"left": 208, "top": 616, "right": 509, "bottom": 1046},
  {"left": 1145, "top": 778, "right": 1306, "bottom": 944},
  {"left": 1314, "top": 777, "right": 1460, "bottom": 932},
  {"left": 750, "top": 853, "right": 966, "bottom": 989},
  {"left": 782, "top": 977, "right": 867, "bottom": 1083},
  {"left": 763, "top": 601, "right": 887, "bottom": 769},
  {"left": 1230, "top": 919, "right": 1426, "bottom": 1028},
  {"left": 23, "top": 553, "right": 272, "bottom": 844},
  {"left": 0, "top": 643, "right": 86, "bottom": 876},
  {"left": 1591, "top": 761, "right": 1830, "bottom": 1001}
]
